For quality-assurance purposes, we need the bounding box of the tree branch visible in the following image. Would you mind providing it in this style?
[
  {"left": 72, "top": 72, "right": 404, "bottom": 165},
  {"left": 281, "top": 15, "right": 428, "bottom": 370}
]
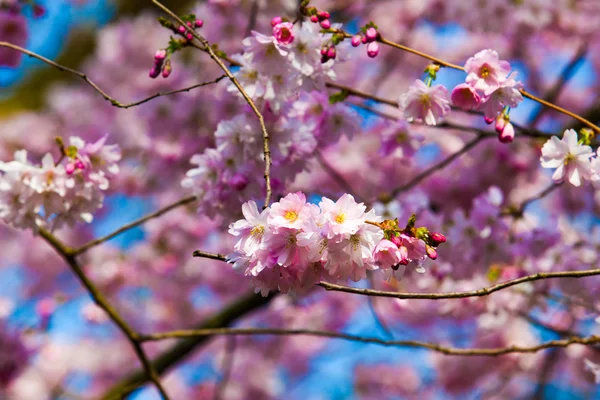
[
  {"left": 73, "top": 195, "right": 198, "bottom": 256},
  {"left": 138, "top": 326, "right": 600, "bottom": 356},
  {"left": 318, "top": 267, "right": 600, "bottom": 300},
  {"left": 151, "top": 0, "right": 273, "bottom": 207},
  {"left": 38, "top": 229, "right": 170, "bottom": 400}
]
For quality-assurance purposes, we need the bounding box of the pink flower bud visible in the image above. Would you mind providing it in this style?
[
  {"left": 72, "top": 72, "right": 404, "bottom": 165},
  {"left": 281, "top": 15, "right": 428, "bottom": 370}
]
[
  {"left": 327, "top": 46, "right": 336, "bottom": 59},
  {"left": 430, "top": 232, "right": 446, "bottom": 245},
  {"left": 75, "top": 159, "right": 85, "bottom": 170},
  {"left": 361, "top": 36, "right": 368, "bottom": 44},
  {"left": 186, "top": 33, "right": 193, "bottom": 41},
  {"left": 320, "top": 47, "right": 328, "bottom": 56},
  {"left": 65, "top": 163, "right": 75, "bottom": 175},
  {"left": 320, "top": 19, "right": 331, "bottom": 29},
  {"left": 366, "top": 41, "right": 379, "bottom": 58},
  {"left": 498, "top": 122, "right": 515, "bottom": 143},
  {"left": 154, "top": 50, "right": 167, "bottom": 61},
  {"left": 426, "top": 245, "right": 438, "bottom": 260},
  {"left": 162, "top": 60, "right": 172, "bottom": 78},
  {"left": 178, "top": 25, "right": 186, "bottom": 34},
  {"left": 271, "top": 16, "right": 283, "bottom": 27},
  {"left": 365, "top": 27, "right": 377, "bottom": 42},
  {"left": 484, "top": 116, "right": 494, "bottom": 124},
  {"left": 149, "top": 66, "right": 160, "bottom": 79},
  {"left": 351, "top": 35, "right": 361, "bottom": 47},
  {"left": 495, "top": 115, "right": 507, "bottom": 133},
  {"left": 186, "top": 21, "right": 193, "bottom": 27},
  {"left": 195, "top": 19, "right": 204, "bottom": 28},
  {"left": 318, "top": 11, "right": 330, "bottom": 19},
  {"left": 310, "top": 15, "right": 319, "bottom": 23}
]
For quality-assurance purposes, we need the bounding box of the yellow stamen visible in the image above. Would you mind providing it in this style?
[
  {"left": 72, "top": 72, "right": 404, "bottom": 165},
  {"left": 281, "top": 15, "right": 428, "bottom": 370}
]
[
  {"left": 335, "top": 213, "right": 346, "bottom": 224},
  {"left": 480, "top": 65, "right": 490, "bottom": 78},
  {"left": 284, "top": 210, "right": 298, "bottom": 222}
]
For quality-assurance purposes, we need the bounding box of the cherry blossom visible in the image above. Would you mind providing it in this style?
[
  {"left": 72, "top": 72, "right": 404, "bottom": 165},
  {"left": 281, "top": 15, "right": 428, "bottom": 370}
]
[
  {"left": 540, "top": 129, "right": 595, "bottom": 187},
  {"left": 398, "top": 79, "right": 450, "bottom": 125}
]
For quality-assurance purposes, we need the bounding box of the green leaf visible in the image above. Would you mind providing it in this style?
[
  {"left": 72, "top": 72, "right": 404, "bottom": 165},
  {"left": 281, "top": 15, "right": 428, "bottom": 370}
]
[{"left": 329, "top": 90, "right": 349, "bottom": 104}]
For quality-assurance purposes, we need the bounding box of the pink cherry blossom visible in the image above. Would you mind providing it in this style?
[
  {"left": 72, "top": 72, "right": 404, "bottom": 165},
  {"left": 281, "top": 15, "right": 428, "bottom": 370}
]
[
  {"left": 540, "top": 129, "right": 594, "bottom": 187},
  {"left": 451, "top": 83, "right": 482, "bottom": 110},
  {"left": 273, "top": 22, "right": 294, "bottom": 45},
  {"left": 398, "top": 79, "right": 450, "bottom": 125},
  {"left": 464, "top": 49, "right": 511, "bottom": 95}
]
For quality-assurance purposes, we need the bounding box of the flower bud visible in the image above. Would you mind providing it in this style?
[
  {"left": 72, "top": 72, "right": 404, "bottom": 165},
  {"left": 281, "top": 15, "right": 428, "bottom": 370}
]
[
  {"left": 366, "top": 41, "right": 379, "bottom": 58},
  {"left": 271, "top": 16, "right": 283, "bottom": 26},
  {"left": 195, "top": 19, "right": 204, "bottom": 28},
  {"left": 75, "top": 159, "right": 85, "bottom": 170},
  {"left": 154, "top": 50, "right": 167, "bottom": 61},
  {"left": 320, "top": 46, "right": 328, "bottom": 56},
  {"left": 186, "top": 33, "right": 193, "bottom": 41},
  {"left": 318, "top": 11, "right": 330, "bottom": 19},
  {"left": 430, "top": 232, "right": 446, "bottom": 245},
  {"left": 65, "top": 163, "right": 75, "bottom": 175},
  {"left": 484, "top": 116, "right": 494, "bottom": 124},
  {"left": 498, "top": 122, "right": 515, "bottom": 143},
  {"left": 178, "top": 25, "right": 186, "bottom": 34},
  {"left": 310, "top": 15, "right": 319, "bottom": 23},
  {"left": 320, "top": 19, "right": 331, "bottom": 29},
  {"left": 149, "top": 66, "right": 160, "bottom": 79},
  {"left": 327, "top": 46, "right": 336, "bottom": 59},
  {"left": 426, "top": 245, "right": 438, "bottom": 260},
  {"left": 495, "top": 115, "right": 507, "bottom": 134},
  {"left": 186, "top": 21, "right": 193, "bottom": 28},
  {"left": 361, "top": 36, "right": 367, "bottom": 44},
  {"left": 162, "top": 59, "right": 172, "bottom": 78},
  {"left": 365, "top": 27, "right": 377, "bottom": 42},
  {"left": 351, "top": 35, "right": 361, "bottom": 47}
]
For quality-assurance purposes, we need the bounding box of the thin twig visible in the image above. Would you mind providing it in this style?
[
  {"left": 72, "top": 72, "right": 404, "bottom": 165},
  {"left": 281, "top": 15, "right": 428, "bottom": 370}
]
[
  {"left": 73, "top": 195, "right": 198, "bottom": 256},
  {"left": 387, "top": 135, "right": 486, "bottom": 198},
  {"left": 0, "top": 41, "right": 225, "bottom": 109},
  {"left": 151, "top": 0, "right": 273, "bottom": 207},
  {"left": 501, "top": 183, "right": 561, "bottom": 217},
  {"left": 315, "top": 151, "right": 361, "bottom": 199},
  {"left": 318, "top": 267, "right": 600, "bottom": 300},
  {"left": 139, "top": 326, "right": 600, "bottom": 356},
  {"left": 529, "top": 43, "right": 588, "bottom": 126}
]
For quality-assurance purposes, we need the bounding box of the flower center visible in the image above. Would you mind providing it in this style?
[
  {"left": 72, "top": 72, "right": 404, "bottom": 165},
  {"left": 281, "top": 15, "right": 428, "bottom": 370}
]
[
  {"left": 480, "top": 65, "right": 490, "bottom": 78},
  {"left": 420, "top": 94, "right": 430, "bottom": 105},
  {"left": 335, "top": 213, "right": 346, "bottom": 223},
  {"left": 564, "top": 153, "right": 575, "bottom": 165},
  {"left": 250, "top": 225, "right": 265, "bottom": 238},
  {"left": 284, "top": 210, "right": 298, "bottom": 222}
]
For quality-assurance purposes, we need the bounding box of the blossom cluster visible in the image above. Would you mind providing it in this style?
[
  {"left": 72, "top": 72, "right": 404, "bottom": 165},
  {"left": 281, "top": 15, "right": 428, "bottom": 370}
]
[
  {"left": 227, "top": 192, "right": 444, "bottom": 295},
  {"left": 0, "top": 135, "right": 121, "bottom": 231},
  {"left": 541, "top": 128, "right": 600, "bottom": 187},
  {"left": 231, "top": 20, "right": 347, "bottom": 111},
  {"left": 452, "top": 49, "right": 524, "bottom": 142}
]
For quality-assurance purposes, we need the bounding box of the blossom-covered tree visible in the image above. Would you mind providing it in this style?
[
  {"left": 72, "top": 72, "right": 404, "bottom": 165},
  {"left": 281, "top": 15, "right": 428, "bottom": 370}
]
[{"left": 1, "top": 0, "right": 600, "bottom": 398}]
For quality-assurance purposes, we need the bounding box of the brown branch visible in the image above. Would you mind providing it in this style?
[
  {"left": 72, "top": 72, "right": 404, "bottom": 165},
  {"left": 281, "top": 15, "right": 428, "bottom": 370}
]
[
  {"left": 501, "top": 183, "right": 561, "bottom": 218},
  {"left": 315, "top": 151, "right": 361, "bottom": 199},
  {"left": 151, "top": 0, "right": 273, "bottom": 208},
  {"left": 38, "top": 229, "right": 170, "bottom": 400},
  {"left": 318, "top": 267, "right": 600, "bottom": 300},
  {"left": 0, "top": 41, "right": 225, "bottom": 109},
  {"left": 387, "top": 135, "right": 486, "bottom": 198},
  {"left": 192, "top": 250, "right": 228, "bottom": 261},
  {"left": 73, "top": 195, "right": 198, "bottom": 256},
  {"left": 100, "top": 292, "right": 277, "bottom": 400},
  {"left": 529, "top": 43, "right": 588, "bottom": 126},
  {"left": 138, "top": 326, "right": 600, "bottom": 356}
]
